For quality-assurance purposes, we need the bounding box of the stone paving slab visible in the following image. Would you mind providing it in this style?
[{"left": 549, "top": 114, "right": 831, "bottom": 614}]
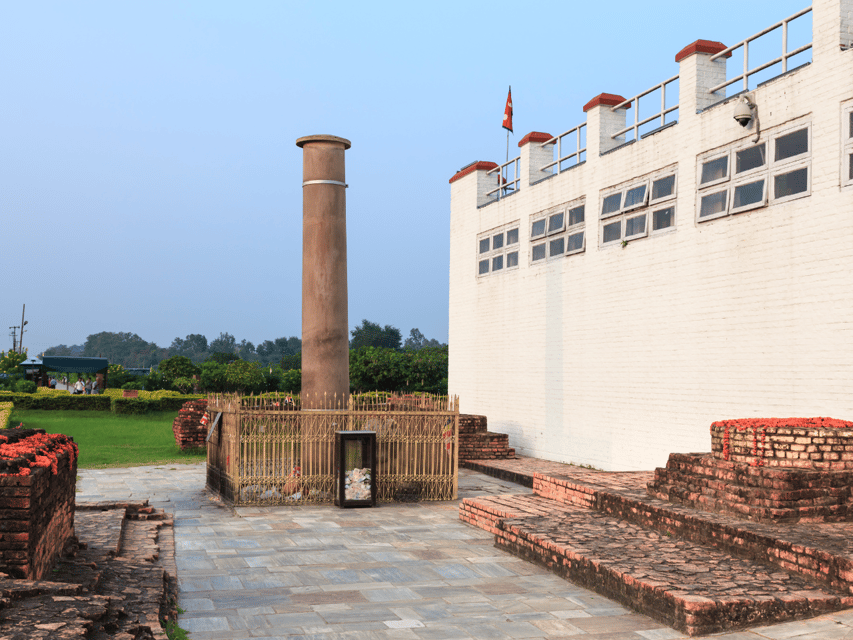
[{"left": 66, "top": 462, "right": 853, "bottom": 639}]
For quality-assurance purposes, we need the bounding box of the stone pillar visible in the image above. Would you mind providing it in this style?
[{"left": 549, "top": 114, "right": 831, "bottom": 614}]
[
  {"left": 675, "top": 39, "right": 730, "bottom": 115},
  {"left": 582, "top": 93, "right": 628, "bottom": 157},
  {"left": 518, "top": 131, "right": 555, "bottom": 187},
  {"left": 296, "top": 135, "right": 351, "bottom": 410}
]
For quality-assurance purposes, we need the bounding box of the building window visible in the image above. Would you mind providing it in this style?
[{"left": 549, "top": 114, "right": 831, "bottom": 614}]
[
  {"left": 531, "top": 200, "right": 585, "bottom": 264},
  {"left": 600, "top": 167, "right": 677, "bottom": 246},
  {"left": 477, "top": 222, "right": 519, "bottom": 277},
  {"left": 842, "top": 105, "right": 853, "bottom": 188},
  {"left": 697, "top": 123, "right": 810, "bottom": 222}
]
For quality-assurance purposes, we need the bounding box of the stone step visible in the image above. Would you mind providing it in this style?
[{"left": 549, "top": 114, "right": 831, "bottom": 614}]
[{"left": 463, "top": 493, "right": 852, "bottom": 636}]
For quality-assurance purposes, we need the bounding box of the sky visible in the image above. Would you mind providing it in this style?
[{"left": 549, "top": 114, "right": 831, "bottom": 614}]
[{"left": 0, "top": 0, "right": 813, "bottom": 356}]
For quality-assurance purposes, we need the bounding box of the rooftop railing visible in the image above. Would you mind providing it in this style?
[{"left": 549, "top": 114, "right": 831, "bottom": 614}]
[
  {"left": 611, "top": 75, "right": 679, "bottom": 142},
  {"left": 709, "top": 6, "right": 812, "bottom": 94},
  {"left": 540, "top": 123, "right": 587, "bottom": 174},
  {"left": 486, "top": 155, "right": 520, "bottom": 200}
]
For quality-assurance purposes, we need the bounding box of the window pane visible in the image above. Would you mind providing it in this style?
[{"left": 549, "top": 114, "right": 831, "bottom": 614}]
[
  {"left": 701, "top": 156, "right": 728, "bottom": 184},
  {"left": 549, "top": 237, "right": 565, "bottom": 257},
  {"left": 849, "top": 111, "right": 853, "bottom": 138},
  {"left": 603, "top": 221, "right": 621, "bottom": 243},
  {"left": 699, "top": 190, "right": 727, "bottom": 218},
  {"left": 478, "top": 259, "right": 489, "bottom": 275},
  {"left": 733, "top": 179, "right": 765, "bottom": 209},
  {"left": 652, "top": 207, "right": 674, "bottom": 230},
  {"left": 531, "top": 219, "right": 546, "bottom": 237},
  {"left": 774, "top": 168, "right": 808, "bottom": 198},
  {"left": 775, "top": 128, "right": 808, "bottom": 161},
  {"left": 479, "top": 238, "right": 490, "bottom": 254},
  {"left": 532, "top": 243, "right": 546, "bottom": 262},
  {"left": 568, "top": 205, "right": 585, "bottom": 226},
  {"left": 623, "top": 184, "right": 647, "bottom": 208},
  {"left": 736, "top": 144, "right": 766, "bottom": 173},
  {"left": 506, "top": 251, "right": 518, "bottom": 268},
  {"left": 602, "top": 193, "right": 622, "bottom": 215},
  {"left": 548, "top": 212, "right": 564, "bottom": 233},
  {"left": 567, "top": 231, "right": 584, "bottom": 252},
  {"left": 849, "top": 153, "right": 853, "bottom": 181},
  {"left": 506, "top": 228, "right": 519, "bottom": 245},
  {"left": 625, "top": 214, "right": 646, "bottom": 237},
  {"left": 492, "top": 255, "right": 503, "bottom": 271},
  {"left": 651, "top": 175, "right": 675, "bottom": 200},
  {"left": 492, "top": 233, "right": 504, "bottom": 249}
]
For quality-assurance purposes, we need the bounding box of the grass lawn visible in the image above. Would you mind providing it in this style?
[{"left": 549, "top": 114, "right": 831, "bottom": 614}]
[{"left": 8, "top": 409, "right": 207, "bottom": 469}]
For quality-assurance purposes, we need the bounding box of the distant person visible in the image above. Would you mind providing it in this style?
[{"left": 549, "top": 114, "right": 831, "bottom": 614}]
[
  {"left": 91, "top": 378, "right": 99, "bottom": 395},
  {"left": 84, "top": 378, "right": 92, "bottom": 395},
  {"left": 49, "top": 377, "right": 56, "bottom": 389},
  {"left": 74, "top": 378, "right": 84, "bottom": 395}
]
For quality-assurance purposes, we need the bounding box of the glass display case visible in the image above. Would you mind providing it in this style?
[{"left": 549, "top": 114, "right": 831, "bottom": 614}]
[{"left": 335, "top": 430, "right": 377, "bottom": 507}]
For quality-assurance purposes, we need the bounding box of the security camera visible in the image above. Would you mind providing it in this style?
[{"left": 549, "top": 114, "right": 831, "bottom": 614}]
[{"left": 733, "top": 93, "right": 756, "bottom": 127}]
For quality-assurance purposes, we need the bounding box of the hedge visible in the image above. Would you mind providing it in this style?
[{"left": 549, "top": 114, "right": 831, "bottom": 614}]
[
  {"left": 112, "top": 395, "right": 205, "bottom": 414},
  {"left": 0, "top": 401, "right": 12, "bottom": 429},
  {"left": 0, "top": 393, "right": 112, "bottom": 411}
]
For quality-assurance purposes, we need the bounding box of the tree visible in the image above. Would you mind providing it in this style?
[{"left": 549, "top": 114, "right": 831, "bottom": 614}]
[
  {"left": 256, "top": 336, "right": 301, "bottom": 365},
  {"left": 225, "top": 359, "right": 265, "bottom": 393},
  {"left": 209, "top": 332, "right": 237, "bottom": 354},
  {"left": 43, "top": 344, "right": 84, "bottom": 357},
  {"left": 350, "top": 320, "right": 402, "bottom": 350},
  {"left": 82, "top": 332, "right": 164, "bottom": 368},
  {"left": 157, "top": 355, "right": 201, "bottom": 381},
  {"left": 169, "top": 334, "right": 209, "bottom": 362},
  {"left": 279, "top": 352, "right": 301, "bottom": 371},
  {"left": 0, "top": 350, "right": 27, "bottom": 373},
  {"left": 404, "top": 328, "right": 444, "bottom": 350},
  {"left": 237, "top": 339, "right": 258, "bottom": 362}
]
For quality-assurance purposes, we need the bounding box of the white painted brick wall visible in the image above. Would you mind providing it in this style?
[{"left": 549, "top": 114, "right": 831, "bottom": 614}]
[{"left": 448, "top": 0, "right": 853, "bottom": 471}]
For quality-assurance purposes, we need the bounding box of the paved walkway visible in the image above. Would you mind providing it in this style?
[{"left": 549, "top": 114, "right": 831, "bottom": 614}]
[{"left": 78, "top": 464, "right": 853, "bottom": 640}]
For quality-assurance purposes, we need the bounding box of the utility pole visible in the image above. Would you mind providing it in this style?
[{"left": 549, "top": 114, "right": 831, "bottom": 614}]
[
  {"left": 18, "top": 305, "right": 27, "bottom": 354},
  {"left": 8, "top": 327, "right": 17, "bottom": 352}
]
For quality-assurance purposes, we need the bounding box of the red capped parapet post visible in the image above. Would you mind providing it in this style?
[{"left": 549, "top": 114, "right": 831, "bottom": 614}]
[{"left": 296, "top": 135, "right": 352, "bottom": 410}]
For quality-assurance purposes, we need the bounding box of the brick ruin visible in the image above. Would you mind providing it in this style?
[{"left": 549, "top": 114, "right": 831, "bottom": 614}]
[
  {"left": 171, "top": 399, "right": 208, "bottom": 450},
  {"left": 458, "top": 414, "right": 515, "bottom": 461},
  {"left": 0, "top": 428, "right": 78, "bottom": 580},
  {"left": 650, "top": 418, "right": 853, "bottom": 522}
]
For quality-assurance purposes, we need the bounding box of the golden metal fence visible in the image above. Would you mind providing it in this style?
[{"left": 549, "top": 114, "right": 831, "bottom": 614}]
[{"left": 205, "top": 393, "right": 459, "bottom": 505}]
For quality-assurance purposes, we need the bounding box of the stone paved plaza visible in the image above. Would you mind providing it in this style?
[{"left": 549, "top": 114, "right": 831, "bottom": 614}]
[{"left": 78, "top": 463, "right": 853, "bottom": 639}]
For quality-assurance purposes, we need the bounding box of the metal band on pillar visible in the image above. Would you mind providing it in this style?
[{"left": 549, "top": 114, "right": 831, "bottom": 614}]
[{"left": 302, "top": 180, "right": 348, "bottom": 188}]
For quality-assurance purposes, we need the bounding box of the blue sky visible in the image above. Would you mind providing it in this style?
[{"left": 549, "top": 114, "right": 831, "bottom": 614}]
[{"left": 1, "top": 0, "right": 812, "bottom": 355}]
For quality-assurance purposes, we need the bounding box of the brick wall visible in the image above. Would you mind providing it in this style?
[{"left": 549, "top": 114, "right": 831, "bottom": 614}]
[
  {"left": 458, "top": 414, "right": 515, "bottom": 460},
  {"left": 710, "top": 422, "right": 853, "bottom": 469},
  {"left": 0, "top": 428, "right": 78, "bottom": 579},
  {"left": 448, "top": 0, "right": 853, "bottom": 471},
  {"left": 172, "top": 399, "right": 209, "bottom": 450}
]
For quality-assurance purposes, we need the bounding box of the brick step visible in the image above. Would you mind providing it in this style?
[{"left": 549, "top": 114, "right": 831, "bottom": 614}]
[
  {"left": 650, "top": 453, "right": 853, "bottom": 523},
  {"left": 529, "top": 469, "right": 853, "bottom": 595},
  {"left": 490, "top": 497, "right": 852, "bottom": 636},
  {"left": 460, "top": 493, "right": 576, "bottom": 535}
]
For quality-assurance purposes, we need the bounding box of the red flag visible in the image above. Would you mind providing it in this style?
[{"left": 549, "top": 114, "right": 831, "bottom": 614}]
[{"left": 502, "top": 86, "right": 513, "bottom": 133}]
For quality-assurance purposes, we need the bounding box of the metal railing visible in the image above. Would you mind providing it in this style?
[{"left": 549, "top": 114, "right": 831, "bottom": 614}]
[
  {"left": 540, "top": 123, "right": 586, "bottom": 174},
  {"left": 486, "top": 155, "right": 520, "bottom": 200},
  {"left": 708, "top": 6, "right": 812, "bottom": 94},
  {"left": 611, "top": 75, "right": 679, "bottom": 141}
]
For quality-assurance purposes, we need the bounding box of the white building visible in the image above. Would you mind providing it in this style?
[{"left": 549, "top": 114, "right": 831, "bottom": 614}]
[{"left": 448, "top": 0, "right": 853, "bottom": 471}]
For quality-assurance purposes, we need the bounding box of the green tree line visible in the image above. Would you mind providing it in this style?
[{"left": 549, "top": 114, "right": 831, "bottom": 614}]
[{"left": 43, "top": 321, "right": 448, "bottom": 395}]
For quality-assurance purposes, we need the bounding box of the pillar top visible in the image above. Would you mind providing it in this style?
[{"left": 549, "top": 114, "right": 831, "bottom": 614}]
[{"left": 296, "top": 134, "right": 352, "bottom": 149}]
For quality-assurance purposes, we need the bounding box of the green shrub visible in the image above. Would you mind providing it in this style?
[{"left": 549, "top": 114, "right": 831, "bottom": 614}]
[
  {"left": 121, "top": 379, "right": 145, "bottom": 390},
  {"left": 278, "top": 369, "right": 301, "bottom": 393},
  {"left": 113, "top": 397, "right": 156, "bottom": 415},
  {"left": 14, "top": 379, "right": 36, "bottom": 394}
]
